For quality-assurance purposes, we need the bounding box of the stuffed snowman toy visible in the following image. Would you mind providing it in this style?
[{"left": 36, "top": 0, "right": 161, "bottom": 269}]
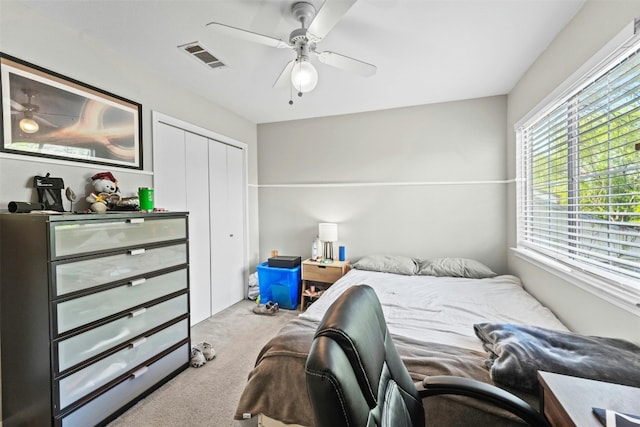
[{"left": 86, "top": 172, "right": 120, "bottom": 212}]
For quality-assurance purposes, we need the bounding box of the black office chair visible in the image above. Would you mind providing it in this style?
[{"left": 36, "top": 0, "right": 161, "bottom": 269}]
[{"left": 304, "top": 285, "right": 550, "bottom": 427}]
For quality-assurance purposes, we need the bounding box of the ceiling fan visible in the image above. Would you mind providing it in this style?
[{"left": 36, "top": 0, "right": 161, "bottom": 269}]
[
  {"left": 10, "top": 89, "right": 58, "bottom": 134},
  {"left": 207, "top": 0, "right": 376, "bottom": 99}
]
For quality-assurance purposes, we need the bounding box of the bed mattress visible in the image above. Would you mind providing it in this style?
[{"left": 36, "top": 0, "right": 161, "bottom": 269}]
[{"left": 235, "top": 269, "right": 568, "bottom": 426}]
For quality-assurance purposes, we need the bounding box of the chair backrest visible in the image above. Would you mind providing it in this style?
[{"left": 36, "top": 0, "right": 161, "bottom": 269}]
[{"left": 305, "top": 285, "right": 424, "bottom": 427}]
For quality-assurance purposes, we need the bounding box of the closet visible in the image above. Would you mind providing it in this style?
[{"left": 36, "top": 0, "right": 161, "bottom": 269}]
[{"left": 153, "top": 113, "right": 247, "bottom": 324}]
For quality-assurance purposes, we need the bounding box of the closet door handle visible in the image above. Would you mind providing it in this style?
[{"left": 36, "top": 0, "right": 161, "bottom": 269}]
[{"left": 229, "top": 234, "right": 234, "bottom": 237}]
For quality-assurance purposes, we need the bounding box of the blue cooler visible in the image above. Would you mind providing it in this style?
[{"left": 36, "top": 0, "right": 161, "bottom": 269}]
[{"left": 256, "top": 262, "right": 301, "bottom": 310}]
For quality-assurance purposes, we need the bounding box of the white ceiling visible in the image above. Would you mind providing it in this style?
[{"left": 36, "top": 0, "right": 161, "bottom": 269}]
[{"left": 17, "top": 0, "right": 585, "bottom": 124}]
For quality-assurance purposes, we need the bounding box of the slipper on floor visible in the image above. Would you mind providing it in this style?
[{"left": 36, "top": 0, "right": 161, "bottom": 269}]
[
  {"left": 195, "top": 342, "right": 216, "bottom": 361},
  {"left": 190, "top": 346, "right": 207, "bottom": 368},
  {"left": 265, "top": 301, "right": 279, "bottom": 312},
  {"left": 253, "top": 302, "right": 278, "bottom": 315}
]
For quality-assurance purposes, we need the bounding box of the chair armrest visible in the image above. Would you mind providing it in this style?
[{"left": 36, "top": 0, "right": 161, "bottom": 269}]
[{"left": 419, "top": 376, "right": 550, "bottom": 427}]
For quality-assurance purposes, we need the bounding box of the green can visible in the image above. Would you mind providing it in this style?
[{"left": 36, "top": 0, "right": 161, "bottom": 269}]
[{"left": 138, "top": 187, "right": 154, "bottom": 211}]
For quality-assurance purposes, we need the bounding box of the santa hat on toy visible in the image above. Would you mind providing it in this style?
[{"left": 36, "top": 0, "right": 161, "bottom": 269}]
[
  {"left": 91, "top": 172, "right": 119, "bottom": 193},
  {"left": 91, "top": 172, "right": 118, "bottom": 186}
]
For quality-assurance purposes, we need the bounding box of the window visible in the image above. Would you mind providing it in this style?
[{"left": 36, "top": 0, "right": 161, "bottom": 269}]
[{"left": 516, "top": 26, "right": 640, "bottom": 308}]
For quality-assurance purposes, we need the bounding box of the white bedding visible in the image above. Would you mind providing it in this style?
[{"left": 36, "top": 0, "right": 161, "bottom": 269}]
[{"left": 299, "top": 269, "right": 569, "bottom": 353}]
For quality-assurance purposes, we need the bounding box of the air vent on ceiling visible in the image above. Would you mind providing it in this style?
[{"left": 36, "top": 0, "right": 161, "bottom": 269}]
[{"left": 178, "top": 42, "right": 226, "bottom": 70}]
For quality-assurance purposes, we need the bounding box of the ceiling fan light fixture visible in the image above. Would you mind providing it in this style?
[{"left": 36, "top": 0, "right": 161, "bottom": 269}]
[
  {"left": 19, "top": 117, "right": 39, "bottom": 134},
  {"left": 291, "top": 58, "right": 318, "bottom": 93}
]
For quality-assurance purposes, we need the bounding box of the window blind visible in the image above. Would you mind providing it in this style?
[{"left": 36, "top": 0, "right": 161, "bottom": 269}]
[{"left": 517, "top": 40, "right": 640, "bottom": 302}]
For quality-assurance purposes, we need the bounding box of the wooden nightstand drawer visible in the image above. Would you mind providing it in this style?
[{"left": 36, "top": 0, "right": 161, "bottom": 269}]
[{"left": 303, "top": 263, "right": 344, "bottom": 283}]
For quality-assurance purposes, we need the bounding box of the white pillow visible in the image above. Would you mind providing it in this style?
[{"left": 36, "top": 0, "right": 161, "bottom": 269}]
[
  {"left": 353, "top": 254, "right": 418, "bottom": 276},
  {"left": 418, "top": 257, "right": 496, "bottom": 279}
]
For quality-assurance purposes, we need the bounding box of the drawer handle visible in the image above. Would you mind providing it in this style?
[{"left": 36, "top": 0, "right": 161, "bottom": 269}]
[
  {"left": 129, "top": 307, "right": 147, "bottom": 318},
  {"left": 128, "top": 248, "right": 146, "bottom": 256},
  {"left": 129, "top": 337, "right": 147, "bottom": 349},
  {"left": 131, "top": 366, "right": 149, "bottom": 379},
  {"left": 128, "top": 278, "right": 147, "bottom": 287},
  {"left": 318, "top": 265, "right": 327, "bottom": 269},
  {"left": 127, "top": 218, "right": 145, "bottom": 224}
]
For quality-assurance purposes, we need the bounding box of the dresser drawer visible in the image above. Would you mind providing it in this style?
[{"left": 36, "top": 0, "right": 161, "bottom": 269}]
[
  {"left": 303, "top": 263, "right": 343, "bottom": 283},
  {"left": 56, "top": 268, "right": 187, "bottom": 334},
  {"left": 56, "top": 294, "right": 188, "bottom": 373},
  {"left": 57, "top": 318, "right": 188, "bottom": 411},
  {"left": 59, "top": 342, "right": 189, "bottom": 427},
  {"left": 51, "top": 216, "right": 187, "bottom": 259},
  {"left": 53, "top": 243, "right": 187, "bottom": 297}
]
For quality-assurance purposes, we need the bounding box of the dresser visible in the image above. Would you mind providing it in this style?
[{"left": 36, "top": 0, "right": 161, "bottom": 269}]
[{"left": 0, "top": 212, "right": 190, "bottom": 427}]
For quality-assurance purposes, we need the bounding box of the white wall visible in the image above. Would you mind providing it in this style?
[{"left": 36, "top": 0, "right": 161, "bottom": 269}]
[
  {"left": 257, "top": 95, "right": 509, "bottom": 272},
  {"left": 0, "top": 1, "right": 259, "bottom": 419},
  {"left": 0, "top": 0, "right": 260, "bottom": 265},
  {"left": 0, "top": 3, "right": 257, "bottom": 197},
  {"left": 507, "top": 0, "right": 640, "bottom": 343}
]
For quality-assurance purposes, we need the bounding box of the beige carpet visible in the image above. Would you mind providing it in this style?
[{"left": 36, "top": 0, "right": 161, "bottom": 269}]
[{"left": 107, "top": 299, "right": 299, "bottom": 427}]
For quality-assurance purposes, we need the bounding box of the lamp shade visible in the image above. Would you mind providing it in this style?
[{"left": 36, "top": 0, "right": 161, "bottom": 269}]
[
  {"left": 19, "top": 117, "right": 39, "bottom": 134},
  {"left": 318, "top": 223, "right": 338, "bottom": 242},
  {"left": 291, "top": 58, "right": 318, "bottom": 93}
]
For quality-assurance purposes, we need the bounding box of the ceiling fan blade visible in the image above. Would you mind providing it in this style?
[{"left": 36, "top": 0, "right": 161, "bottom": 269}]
[
  {"left": 307, "top": 0, "right": 357, "bottom": 41},
  {"left": 10, "top": 100, "right": 25, "bottom": 111},
  {"left": 206, "top": 22, "right": 291, "bottom": 49},
  {"left": 273, "top": 60, "right": 295, "bottom": 88},
  {"left": 314, "top": 50, "right": 376, "bottom": 77},
  {"left": 34, "top": 115, "right": 59, "bottom": 128}
]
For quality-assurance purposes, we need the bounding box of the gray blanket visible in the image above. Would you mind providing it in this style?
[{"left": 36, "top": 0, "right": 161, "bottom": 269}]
[{"left": 474, "top": 322, "right": 640, "bottom": 392}]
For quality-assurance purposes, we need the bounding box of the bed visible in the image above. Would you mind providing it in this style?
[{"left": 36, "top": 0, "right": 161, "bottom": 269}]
[{"left": 233, "top": 256, "right": 634, "bottom": 426}]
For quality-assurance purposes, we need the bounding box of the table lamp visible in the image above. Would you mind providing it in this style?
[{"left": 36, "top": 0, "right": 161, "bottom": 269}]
[{"left": 319, "top": 223, "right": 338, "bottom": 261}]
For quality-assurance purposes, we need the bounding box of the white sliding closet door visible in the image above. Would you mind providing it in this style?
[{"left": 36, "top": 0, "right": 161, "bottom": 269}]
[
  {"left": 153, "top": 124, "right": 186, "bottom": 211},
  {"left": 226, "top": 145, "right": 245, "bottom": 304},
  {"left": 154, "top": 123, "right": 212, "bottom": 325},
  {"left": 209, "top": 141, "right": 245, "bottom": 315},
  {"left": 154, "top": 113, "right": 247, "bottom": 324},
  {"left": 184, "top": 133, "right": 212, "bottom": 324}
]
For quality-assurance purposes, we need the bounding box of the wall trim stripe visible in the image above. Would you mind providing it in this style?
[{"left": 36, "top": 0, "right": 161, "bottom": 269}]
[
  {"left": 0, "top": 152, "right": 153, "bottom": 175},
  {"left": 250, "top": 179, "right": 515, "bottom": 188}
]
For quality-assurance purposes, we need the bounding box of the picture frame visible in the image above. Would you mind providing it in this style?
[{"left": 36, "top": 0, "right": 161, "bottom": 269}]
[{"left": 0, "top": 53, "right": 142, "bottom": 169}]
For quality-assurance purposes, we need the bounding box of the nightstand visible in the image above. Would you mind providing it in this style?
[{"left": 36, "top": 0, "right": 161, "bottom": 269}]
[
  {"left": 538, "top": 371, "right": 640, "bottom": 427},
  {"left": 300, "top": 259, "right": 350, "bottom": 310}
]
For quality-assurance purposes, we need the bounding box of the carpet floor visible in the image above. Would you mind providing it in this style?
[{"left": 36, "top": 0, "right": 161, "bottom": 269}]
[{"left": 107, "top": 299, "right": 298, "bottom": 427}]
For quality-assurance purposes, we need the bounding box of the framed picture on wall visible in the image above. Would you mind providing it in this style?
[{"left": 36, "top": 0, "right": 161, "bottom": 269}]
[{"left": 0, "top": 53, "right": 143, "bottom": 169}]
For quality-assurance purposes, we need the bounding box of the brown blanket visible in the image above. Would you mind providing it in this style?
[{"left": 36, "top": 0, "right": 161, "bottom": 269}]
[
  {"left": 235, "top": 317, "right": 536, "bottom": 426},
  {"left": 234, "top": 317, "right": 316, "bottom": 426}
]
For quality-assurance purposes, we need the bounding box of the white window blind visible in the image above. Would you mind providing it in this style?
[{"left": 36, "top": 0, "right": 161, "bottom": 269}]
[{"left": 517, "top": 31, "right": 640, "bottom": 306}]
